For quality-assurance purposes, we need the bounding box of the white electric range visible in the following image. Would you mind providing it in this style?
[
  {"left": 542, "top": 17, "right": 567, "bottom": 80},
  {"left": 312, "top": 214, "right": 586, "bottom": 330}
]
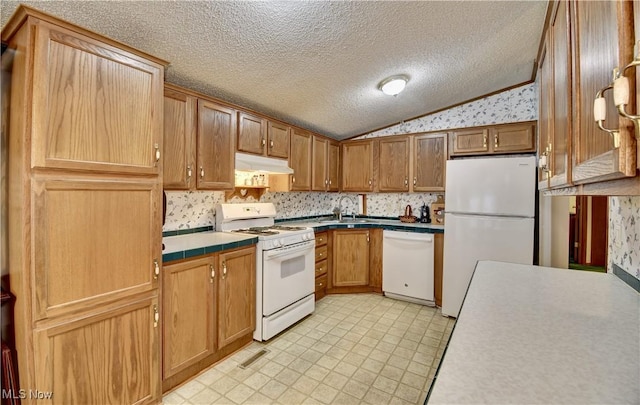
[{"left": 215, "top": 203, "right": 315, "bottom": 341}]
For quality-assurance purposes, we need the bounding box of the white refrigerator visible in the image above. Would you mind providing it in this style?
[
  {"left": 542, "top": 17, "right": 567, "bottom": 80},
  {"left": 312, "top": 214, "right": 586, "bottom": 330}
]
[{"left": 442, "top": 156, "right": 536, "bottom": 318}]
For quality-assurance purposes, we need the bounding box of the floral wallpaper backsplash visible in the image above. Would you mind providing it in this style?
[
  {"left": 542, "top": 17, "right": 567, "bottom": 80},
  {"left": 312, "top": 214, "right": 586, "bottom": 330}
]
[
  {"left": 163, "top": 191, "right": 442, "bottom": 232},
  {"left": 608, "top": 196, "right": 640, "bottom": 281},
  {"left": 358, "top": 82, "right": 537, "bottom": 139}
]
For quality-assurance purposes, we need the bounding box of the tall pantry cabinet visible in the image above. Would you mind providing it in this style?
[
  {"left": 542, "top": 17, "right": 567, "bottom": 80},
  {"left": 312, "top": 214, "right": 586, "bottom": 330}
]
[{"left": 3, "top": 6, "right": 167, "bottom": 404}]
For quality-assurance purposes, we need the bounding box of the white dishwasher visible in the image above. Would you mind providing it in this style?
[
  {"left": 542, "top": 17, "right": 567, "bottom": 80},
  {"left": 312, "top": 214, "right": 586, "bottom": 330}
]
[{"left": 382, "top": 230, "right": 435, "bottom": 306}]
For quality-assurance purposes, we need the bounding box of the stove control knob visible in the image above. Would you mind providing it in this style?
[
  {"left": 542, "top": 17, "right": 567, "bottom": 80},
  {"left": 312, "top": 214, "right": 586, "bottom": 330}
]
[
  {"left": 273, "top": 239, "right": 282, "bottom": 247},
  {"left": 301, "top": 234, "right": 308, "bottom": 241}
]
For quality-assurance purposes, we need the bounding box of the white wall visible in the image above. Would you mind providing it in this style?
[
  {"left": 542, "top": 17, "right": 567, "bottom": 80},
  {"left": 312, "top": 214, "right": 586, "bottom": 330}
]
[{"left": 538, "top": 193, "right": 569, "bottom": 268}]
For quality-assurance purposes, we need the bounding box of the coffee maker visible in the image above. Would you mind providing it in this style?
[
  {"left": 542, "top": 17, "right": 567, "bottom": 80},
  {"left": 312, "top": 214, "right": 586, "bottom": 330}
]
[{"left": 419, "top": 203, "right": 431, "bottom": 223}]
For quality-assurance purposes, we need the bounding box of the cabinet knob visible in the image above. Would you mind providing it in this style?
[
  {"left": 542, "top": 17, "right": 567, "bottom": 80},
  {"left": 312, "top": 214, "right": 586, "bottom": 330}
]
[
  {"left": 413, "top": 177, "right": 417, "bottom": 186},
  {"left": 222, "top": 261, "right": 227, "bottom": 279},
  {"left": 187, "top": 165, "right": 192, "bottom": 182},
  {"left": 270, "top": 140, "right": 274, "bottom": 148},
  {"left": 494, "top": 134, "right": 499, "bottom": 149},
  {"left": 153, "top": 305, "right": 159, "bottom": 328},
  {"left": 154, "top": 143, "right": 160, "bottom": 165},
  {"left": 292, "top": 177, "right": 296, "bottom": 184},
  {"left": 153, "top": 259, "right": 160, "bottom": 280},
  {"left": 200, "top": 166, "right": 205, "bottom": 179},
  {"left": 483, "top": 133, "right": 487, "bottom": 148},
  {"left": 210, "top": 264, "right": 215, "bottom": 283},
  {"left": 404, "top": 177, "right": 408, "bottom": 186},
  {"left": 262, "top": 138, "right": 266, "bottom": 147},
  {"left": 319, "top": 282, "right": 323, "bottom": 287},
  {"left": 368, "top": 179, "right": 372, "bottom": 186}
]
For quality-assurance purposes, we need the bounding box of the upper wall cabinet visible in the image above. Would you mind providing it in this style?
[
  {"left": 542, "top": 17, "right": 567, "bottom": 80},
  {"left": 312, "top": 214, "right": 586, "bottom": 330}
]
[
  {"left": 164, "top": 86, "right": 197, "bottom": 189},
  {"left": 28, "top": 20, "right": 164, "bottom": 175},
  {"left": 341, "top": 139, "right": 376, "bottom": 192},
  {"left": 378, "top": 136, "right": 411, "bottom": 192},
  {"left": 312, "top": 136, "right": 341, "bottom": 192},
  {"left": 237, "top": 112, "right": 291, "bottom": 159},
  {"left": 197, "top": 99, "right": 236, "bottom": 190},
  {"left": 570, "top": 0, "right": 637, "bottom": 185},
  {"left": 290, "top": 128, "right": 313, "bottom": 191},
  {"left": 537, "top": 0, "right": 572, "bottom": 190},
  {"left": 450, "top": 122, "right": 536, "bottom": 157},
  {"left": 413, "top": 132, "right": 448, "bottom": 192}
]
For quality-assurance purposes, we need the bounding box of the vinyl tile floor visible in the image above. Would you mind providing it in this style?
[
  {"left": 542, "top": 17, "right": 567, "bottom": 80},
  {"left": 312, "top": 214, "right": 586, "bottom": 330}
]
[{"left": 163, "top": 293, "right": 455, "bottom": 405}]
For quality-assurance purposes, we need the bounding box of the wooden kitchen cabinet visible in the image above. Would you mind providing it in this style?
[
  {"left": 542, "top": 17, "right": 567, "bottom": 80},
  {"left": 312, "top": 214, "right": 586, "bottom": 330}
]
[
  {"left": 34, "top": 297, "right": 160, "bottom": 405},
  {"left": 378, "top": 136, "right": 411, "bottom": 192},
  {"left": 331, "top": 229, "right": 370, "bottom": 287},
  {"left": 450, "top": 122, "right": 536, "bottom": 156},
  {"left": 237, "top": 111, "right": 267, "bottom": 155},
  {"left": 163, "top": 257, "right": 217, "bottom": 380},
  {"left": 328, "top": 141, "right": 340, "bottom": 191},
  {"left": 218, "top": 246, "right": 256, "bottom": 349},
  {"left": 25, "top": 18, "right": 164, "bottom": 175},
  {"left": 164, "top": 85, "right": 197, "bottom": 189},
  {"left": 413, "top": 132, "right": 448, "bottom": 192},
  {"left": 197, "top": 99, "right": 236, "bottom": 190},
  {"left": 237, "top": 112, "right": 291, "bottom": 159},
  {"left": 267, "top": 120, "right": 291, "bottom": 159},
  {"left": 314, "top": 231, "right": 329, "bottom": 300},
  {"left": 312, "top": 136, "right": 340, "bottom": 191},
  {"left": 341, "top": 139, "right": 376, "bottom": 192},
  {"left": 162, "top": 245, "right": 255, "bottom": 391},
  {"left": 434, "top": 233, "right": 444, "bottom": 307},
  {"left": 3, "top": 7, "right": 166, "bottom": 404},
  {"left": 538, "top": 0, "right": 572, "bottom": 190},
  {"left": 570, "top": 0, "right": 637, "bottom": 185},
  {"left": 290, "top": 128, "right": 313, "bottom": 190}
]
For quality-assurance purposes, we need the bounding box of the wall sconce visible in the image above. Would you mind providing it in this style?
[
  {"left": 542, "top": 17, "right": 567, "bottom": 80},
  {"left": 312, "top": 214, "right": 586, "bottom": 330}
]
[{"left": 378, "top": 75, "right": 409, "bottom": 96}]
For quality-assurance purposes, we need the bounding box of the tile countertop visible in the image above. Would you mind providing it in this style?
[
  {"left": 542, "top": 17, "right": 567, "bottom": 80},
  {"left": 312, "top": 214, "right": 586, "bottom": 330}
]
[
  {"left": 162, "top": 232, "right": 258, "bottom": 263},
  {"left": 279, "top": 217, "right": 445, "bottom": 233},
  {"left": 427, "top": 260, "right": 640, "bottom": 404}
]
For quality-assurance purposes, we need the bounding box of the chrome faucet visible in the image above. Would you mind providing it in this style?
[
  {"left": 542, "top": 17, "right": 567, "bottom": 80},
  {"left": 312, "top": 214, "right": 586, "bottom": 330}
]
[{"left": 335, "top": 195, "right": 357, "bottom": 220}]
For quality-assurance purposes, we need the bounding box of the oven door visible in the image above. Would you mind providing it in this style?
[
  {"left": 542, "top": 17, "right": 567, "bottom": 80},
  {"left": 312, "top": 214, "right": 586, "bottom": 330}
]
[{"left": 262, "top": 240, "right": 315, "bottom": 316}]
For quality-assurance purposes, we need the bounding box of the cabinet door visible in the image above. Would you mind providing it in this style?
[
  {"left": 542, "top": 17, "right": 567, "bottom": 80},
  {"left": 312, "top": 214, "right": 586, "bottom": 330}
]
[
  {"left": 413, "top": 133, "right": 447, "bottom": 192},
  {"left": 218, "top": 247, "right": 256, "bottom": 349},
  {"left": 290, "top": 128, "right": 312, "bottom": 191},
  {"left": 164, "top": 88, "right": 196, "bottom": 189},
  {"left": 34, "top": 297, "right": 160, "bottom": 405},
  {"left": 548, "top": 0, "right": 572, "bottom": 189},
  {"left": 491, "top": 123, "right": 536, "bottom": 153},
  {"left": 341, "top": 140, "right": 375, "bottom": 192},
  {"left": 450, "top": 128, "right": 489, "bottom": 155},
  {"left": 197, "top": 100, "right": 236, "bottom": 190},
  {"left": 332, "top": 230, "right": 370, "bottom": 287},
  {"left": 32, "top": 178, "right": 161, "bottom": 320},
  {"left": 237, "top": 112, "right": 266, "bottom": 155},
  {"left": 378, "top": 136, "right": 410, "bottom": 192},
  {"left": 538, "top": 29, "right": 553, "bottom": 190},
  {"left": 163, "top": 257, "right": 216, "bottom": 379},
  {"left": 571, "top": 0, "right": 636, "bottom": 184},
  {"left": 328, "top": 141, "right": 340, "bottom": 192},
  {"left": 267, "top": 121, "right": 290, "bottom": 159},
  {"left": 31, "top": 21, "right": 164, "bottom": 175},
  {"left": 312, "top": 136, "right": 329, "bottom": 191}
]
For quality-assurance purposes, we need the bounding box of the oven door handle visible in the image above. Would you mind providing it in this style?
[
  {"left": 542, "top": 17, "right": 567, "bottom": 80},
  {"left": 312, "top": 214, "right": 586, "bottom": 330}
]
[{"left": 264, "top": 241, "right": 314, "bottom": 260}]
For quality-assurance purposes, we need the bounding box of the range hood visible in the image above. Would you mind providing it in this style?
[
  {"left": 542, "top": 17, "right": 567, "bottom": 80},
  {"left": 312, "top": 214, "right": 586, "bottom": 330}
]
[{"left": 235, "top": 152, "right": 293, "bottom": 174}]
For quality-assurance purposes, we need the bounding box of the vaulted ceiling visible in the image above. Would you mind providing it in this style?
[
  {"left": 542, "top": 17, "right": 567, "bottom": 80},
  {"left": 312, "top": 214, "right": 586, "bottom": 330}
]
[{"left": 1, "top": 1, "right": 547, "bottom": 140}]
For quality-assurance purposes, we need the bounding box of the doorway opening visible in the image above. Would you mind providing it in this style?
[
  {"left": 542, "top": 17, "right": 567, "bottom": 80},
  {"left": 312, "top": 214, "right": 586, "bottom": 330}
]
[{"left": 568, "top": 196, "right": 607, "bottom": 272}]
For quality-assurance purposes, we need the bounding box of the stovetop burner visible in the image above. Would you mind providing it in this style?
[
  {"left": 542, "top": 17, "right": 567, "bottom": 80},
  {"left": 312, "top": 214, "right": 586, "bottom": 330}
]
[
  {"left": 231, "top": 227, "right": 280, "bottom": 236},
  {"left": 270, "top": 225, "right": 307, "bottom": 231}
]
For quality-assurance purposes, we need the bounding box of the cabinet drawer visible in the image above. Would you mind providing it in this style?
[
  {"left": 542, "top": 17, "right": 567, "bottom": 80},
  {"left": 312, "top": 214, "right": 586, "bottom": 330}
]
[
  {"left": 315, "top": 260, "right": 328, "bottom": 277},
  {"left": 315, "top": 245, "right": 328, "bottom": 262},
  {"left": 315, "top": 231, "right": 328, "bottom": 246},
  {"left": 316, "top": 274, "right": 327, "bottom": 293}
]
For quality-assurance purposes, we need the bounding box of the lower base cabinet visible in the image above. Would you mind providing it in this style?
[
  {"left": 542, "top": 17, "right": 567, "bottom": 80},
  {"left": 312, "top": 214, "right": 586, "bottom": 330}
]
[
  {"left": 162, "top": 245, "right": 255, "bottom": 391},
  {"left": 327, "top": 229, "right": 382, "bottom": 294},
  {"left": 34, "top": 296, "right": 160, "bottom": 404}
]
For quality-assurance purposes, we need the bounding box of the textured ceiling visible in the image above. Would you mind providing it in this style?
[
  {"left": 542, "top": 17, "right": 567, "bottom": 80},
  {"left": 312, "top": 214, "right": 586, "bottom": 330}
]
[{"left": 1, "top": 1, "right": 547, "bottom": 140}]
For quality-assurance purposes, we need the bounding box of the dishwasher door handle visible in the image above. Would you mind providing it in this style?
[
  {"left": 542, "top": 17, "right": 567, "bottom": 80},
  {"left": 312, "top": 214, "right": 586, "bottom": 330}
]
[{"left": 384, "top": 234, "right": 433, "bottom": 242}]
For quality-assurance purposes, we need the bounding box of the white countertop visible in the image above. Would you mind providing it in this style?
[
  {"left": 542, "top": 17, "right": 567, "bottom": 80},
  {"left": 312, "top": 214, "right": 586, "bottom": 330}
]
[
  {"left": 163, "top": 231, "right": 256, "bottom": 254},
  {"left": 428, "top": 260, "right": 640, "bottom": 404}
]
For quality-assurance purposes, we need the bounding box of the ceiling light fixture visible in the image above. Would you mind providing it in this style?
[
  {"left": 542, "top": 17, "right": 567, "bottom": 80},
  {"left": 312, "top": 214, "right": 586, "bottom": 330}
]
[{"left": 378, "top": 75, "right": 409, "bottom": 96}]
